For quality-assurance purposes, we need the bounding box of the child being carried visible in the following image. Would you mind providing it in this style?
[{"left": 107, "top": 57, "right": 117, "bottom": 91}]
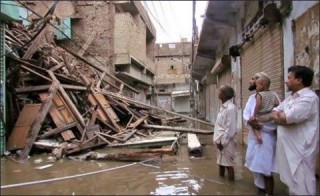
[{"left": 251, "top": 76, "right": 279, "bottom": 144}]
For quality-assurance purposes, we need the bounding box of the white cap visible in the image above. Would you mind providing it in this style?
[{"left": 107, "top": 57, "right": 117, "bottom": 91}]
[{"left": 254, "top": 72, "right": 269, "bottom": 79}]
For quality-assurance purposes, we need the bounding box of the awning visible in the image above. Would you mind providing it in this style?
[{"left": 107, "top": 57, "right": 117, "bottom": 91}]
[{"left": 210, "top": 55, "right": 231, "bottom": 75}]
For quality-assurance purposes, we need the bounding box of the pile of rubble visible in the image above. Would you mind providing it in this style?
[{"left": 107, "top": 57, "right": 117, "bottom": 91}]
[{"left": 3, "top": 5, "right": 213, "bottom": 162}]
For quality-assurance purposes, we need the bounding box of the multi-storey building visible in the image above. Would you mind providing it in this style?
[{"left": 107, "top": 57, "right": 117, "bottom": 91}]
[{"left": 153, "top": 39, "right": 191, "bottom": 113}]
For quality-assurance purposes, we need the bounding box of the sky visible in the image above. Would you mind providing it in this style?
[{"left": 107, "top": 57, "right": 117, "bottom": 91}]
[{"left": 142, "top": 1, "right": 208, "bottom": 43}]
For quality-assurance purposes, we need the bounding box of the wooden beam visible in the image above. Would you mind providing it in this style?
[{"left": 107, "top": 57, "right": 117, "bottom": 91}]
[
  {"left": 49, "top": 62, "right": 64, "bottom": 72},
  {"left": 60, "top": 45, "right": 139, "bottom": 94},
  {"left": 127, "top": 115, "right": 148, "bottom": 129},
  {"left": 20, "top": 82, "right": 59, "bottom": 160},
  {"left": 72, "top": 30, "right": 97, "bottom": 63},
  {"left": 15, "top": 85, "right": 51, "bottom": 93},
  {"left": 21, "top": 65, "right": 52, "bottom": 81},
  {"left": 141, "top": 124, "right": 213, "bottom": 135},
  {"left": 96, "top": 71, "right": 105, "bottom": 89},
  {"left": 47, "top": 71, "right": 86, "bottom": 127},
  {"left": 38, "top": 122, "right": 77, "bottom": 139},
  {"left": 22, "top": 25, "right": 49, "bottom": 60},
  {"left": 103, "top": 91, "right": 215, "bottom": 127},
  {"left": 15, "top": 84, "right": 87, "bottom": 94},
  {"left": 187, "top": 133, "right": 202, "bottom": 157}
]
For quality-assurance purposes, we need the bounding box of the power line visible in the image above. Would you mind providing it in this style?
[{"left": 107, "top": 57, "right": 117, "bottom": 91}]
[
  {"left": 142, "top": 1, "right": 171, "bottom": 39},
  {"left": 158, "top": 1, "right": 177, "bottom": 40}
]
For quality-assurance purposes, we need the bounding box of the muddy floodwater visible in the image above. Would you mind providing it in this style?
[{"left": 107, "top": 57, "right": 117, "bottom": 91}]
[{"left": 1, "top": 138, "right": 319, "bottom": 195}]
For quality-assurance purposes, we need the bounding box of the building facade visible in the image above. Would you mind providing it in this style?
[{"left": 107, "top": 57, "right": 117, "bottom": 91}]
[{"left": 153, "top": 39, "right": 191, "bottom": 113}]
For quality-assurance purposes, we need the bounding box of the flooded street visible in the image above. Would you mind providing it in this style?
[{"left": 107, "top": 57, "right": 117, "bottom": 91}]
[{"left": 1, "top": 138, "right": 318, "bottom": 195}]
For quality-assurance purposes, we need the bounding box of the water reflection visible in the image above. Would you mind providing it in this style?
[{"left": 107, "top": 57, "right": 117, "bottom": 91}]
[
  {"left": 1, "top": 144, "right": 312, "bottom": 195},
  {"left": 151, "top": 167, "right": 202, "bottom": 195}
]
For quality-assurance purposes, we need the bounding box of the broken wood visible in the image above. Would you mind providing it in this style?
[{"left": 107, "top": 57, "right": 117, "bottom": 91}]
[
  {"left": 141, "top": 124, "right": 213, "bottom": 134},
  {"left": 20, "top": 82, "right": 59, "bottom": 160},
  {"left": 38, "top": 122, "right": 77, "bottom": 139},
  {"left": 72, "top": 151, "right": 162, "bottom": 162},
  {"left": 103, "top": 91, "right": 215, "bottom": 127},
  {"left": 48, "top": 71, "right": 85, "bottom": 128},
  {"left": 7, "top": 104, "right": 42, "bottom": 151},
  {"left": 23, "top": 25, "right": 50, "bottom": 59},
  {"left": 60, "top": 44, "right": 139, "bottom": 94},
  {"left": 187, "top": 133, "right": 202, "bottom": 157}
]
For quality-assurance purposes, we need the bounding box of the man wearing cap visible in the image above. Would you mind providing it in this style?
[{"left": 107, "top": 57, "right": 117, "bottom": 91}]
[{"left": 243, "top": 72, "right": 280, "bottom": 195}]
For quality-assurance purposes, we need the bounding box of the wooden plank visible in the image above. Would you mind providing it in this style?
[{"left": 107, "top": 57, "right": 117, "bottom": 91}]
[
  {"left": 38, "top": 122, "right": 77, "bottom": 139},
  {"left": 93, "top": 91, "right": 119, "bottom": 122},
  {"left": 21, "top": 65, "right": 51, "bottom": 81},
  {"left": 96, "top": 71, "right": 105, "bottom": 89},
  {"left": 88, "top": 91, "right": 121, "bottom": 132},
  {"left": 7, "top": 104, "right": 42, "bottom": 151},
  {"left": 48, "top": 71, "right": 85, "bottom": 128},
  {"left": 60, "top": 45, "right": 139, "bottom": 94},
  {"left": 20, "top": 82, "right": 59, "bottom": 160},
  {"left": 141, "top": 124, "right": 213, "bottom": 135},
  {"left": 72, "top": 151, "right": 161, "bottom": 162},
  {"left": 104, "top": 91, "right": 215, "bottom": 127},
  {"left": 187, "top": 133, "right": 202, "bottom": 157},
  {"left": 79, "top": 73, "right": 91, "bottom": 86},
  {"left": 96, "top": 71, "right": 120, "bottom": 91},
  {"left": 98, "top": 132, "right": 124, "bottom": 142},
  {"left": 22, "top": 25, "right": 49, "bottom": 59},
  {"left": 49, "top": 62, "right": 64, "bottom": 72},
  {"left": 122, "top": 129, "right": 137, "bottom": 142},
  {"left": 118, "top": 83, "right": 124, "bottom": 94},
  {"left": 89, "top": 110, "right": 98, "bottom": 125},
  {"left": 39, "top": 92, "right": 76, "bottom": 126},
  {"left": 15, "top": 85, "right": 51, "bottom": 94},
  {"left": 95, "top": 132, "right": 112, "bottom": 144},
  {"left": 61, "top": 130, "right": 75, "bottom": 141},
  {"left": 88, "top": 94, "right": 109, "bottom": 122},
  {"left": 127, "top": 115, "right": 148, "bottom": 129}
]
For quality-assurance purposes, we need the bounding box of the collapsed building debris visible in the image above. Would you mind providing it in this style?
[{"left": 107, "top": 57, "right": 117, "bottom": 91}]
[{"left": 3, "top": 5, "right": 214, "bottom": 162}]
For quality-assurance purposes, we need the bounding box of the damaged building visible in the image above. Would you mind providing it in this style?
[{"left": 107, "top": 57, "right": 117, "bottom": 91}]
[{"left": 0, "top": 0, "right": 212, "bottom": 160}]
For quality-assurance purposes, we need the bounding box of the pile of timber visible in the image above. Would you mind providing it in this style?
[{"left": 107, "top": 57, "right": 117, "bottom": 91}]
[{"left": 3, "top": 4, "right": 214, "bottom": 161}]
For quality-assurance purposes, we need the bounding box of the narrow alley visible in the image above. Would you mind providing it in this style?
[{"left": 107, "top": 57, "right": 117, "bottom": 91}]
[{"left": 0, "top": 1, "right": 319, "bottom": 195}]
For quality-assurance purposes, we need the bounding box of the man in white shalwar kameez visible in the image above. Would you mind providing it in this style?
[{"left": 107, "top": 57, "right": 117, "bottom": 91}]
[
  {"left": 243, "top": 72, "right": 280, "bottom": 195},
  {"left": 272, "top": 65, "right": 319, "bottom": 195},
  {"left": 213, "top": 85, "right": 237, "bottom": 181}
]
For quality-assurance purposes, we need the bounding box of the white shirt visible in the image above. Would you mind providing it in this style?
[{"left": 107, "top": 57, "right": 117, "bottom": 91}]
[
  {"left": 243, "top": 92, "right": 279, "bottom": 188},
  {"left": 273, "top": 87, "right": 319, "bottom": 177},
  {"left": 213, "top": 99, "right": 237, "bottom": 146}
]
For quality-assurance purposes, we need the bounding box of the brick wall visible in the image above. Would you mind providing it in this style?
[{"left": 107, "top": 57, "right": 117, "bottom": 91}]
[{"left": 114, "top": 13, "right": 147, "bottom": 65}]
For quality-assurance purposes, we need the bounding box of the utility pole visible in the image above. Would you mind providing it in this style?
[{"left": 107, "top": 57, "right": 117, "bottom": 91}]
[{"left": 190, "top": 0, "right": 196, "bottom": 122}]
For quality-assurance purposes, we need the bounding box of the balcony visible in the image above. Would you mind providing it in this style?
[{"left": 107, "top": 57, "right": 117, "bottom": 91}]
[{"left": 114, "top": 53, "right": 154, "bottom": 89}]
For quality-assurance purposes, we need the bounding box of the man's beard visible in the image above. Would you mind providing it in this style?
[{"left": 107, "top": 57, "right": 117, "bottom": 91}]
[{"left": 248, "top": 84, "right": 256, "bottom": 91}]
